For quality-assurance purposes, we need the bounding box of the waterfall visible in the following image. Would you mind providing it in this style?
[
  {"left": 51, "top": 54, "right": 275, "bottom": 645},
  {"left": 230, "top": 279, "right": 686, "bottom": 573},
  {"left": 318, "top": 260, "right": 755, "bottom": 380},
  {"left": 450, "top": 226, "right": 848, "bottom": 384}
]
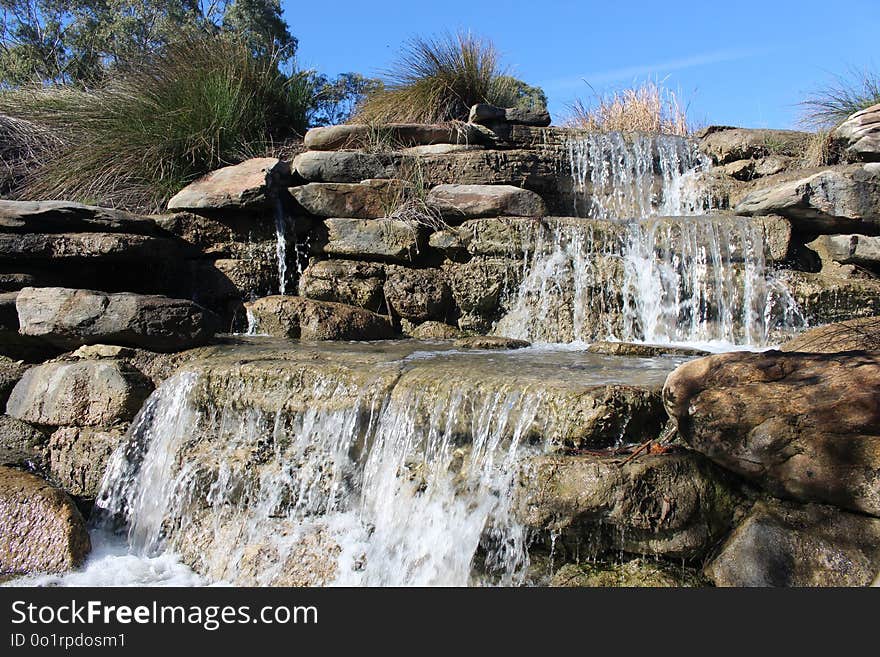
[
  {"left": 92, "top": 362, "right": 563, "bottom": 586},
  {"left": 273, "top": 198, "right": 291, "bottom": 295}
]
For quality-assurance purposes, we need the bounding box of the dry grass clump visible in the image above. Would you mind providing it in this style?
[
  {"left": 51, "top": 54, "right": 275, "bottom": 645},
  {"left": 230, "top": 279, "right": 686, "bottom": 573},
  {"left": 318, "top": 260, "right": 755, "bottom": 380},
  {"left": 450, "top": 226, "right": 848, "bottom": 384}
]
[
  {"left": 355, "top": 31, "right": 519, "bottom": 124},
  {"left": 0, "top": 114, "right": 62, "bottom": 194},
  {"left": 565, "top": 80, "right": 691, "bottom": 136}
]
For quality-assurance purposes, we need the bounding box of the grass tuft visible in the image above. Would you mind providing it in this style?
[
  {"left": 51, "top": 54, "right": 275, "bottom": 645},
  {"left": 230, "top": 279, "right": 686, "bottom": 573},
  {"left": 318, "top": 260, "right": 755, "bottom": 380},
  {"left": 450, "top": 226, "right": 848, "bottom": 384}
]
[
  {"left": 800, "top": 67, "right": 880, "bottom": 129},
  {"left": 564, "top": 80, "right": 691, "bottom": 136}
]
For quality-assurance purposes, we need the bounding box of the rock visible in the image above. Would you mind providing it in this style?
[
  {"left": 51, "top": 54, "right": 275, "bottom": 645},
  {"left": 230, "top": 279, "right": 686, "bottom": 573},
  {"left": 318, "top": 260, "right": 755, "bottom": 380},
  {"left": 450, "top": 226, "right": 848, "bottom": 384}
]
[
  {"left": 49, "top": 427, "right": 126, "bottom": 499},
  {"left": 705, "top": 499, "right": 880, "bottom": 587},
  {"left": 324, "top": 218, "right": 424, "bottom": 262},
  {"left": 833, "top": 103, "right": 880, "bottom": 162},
  {"left": 780, "top": 317, "right": 880, "bottom": 353},
  {"left": 6, "top": 360, "right": 153, "bottom": 427},
  {"left": 735, "top": 164, "right": 880, "bottom": 233},
  {"left": 516, "top": 451, "right": 741, "bottom": 560},
  {"left": 550, "top": 559, "right": 708, "bottom": 587},
  {"left": 454, "top": 336, "right": 530, "bottom": 350},
  {"left": 383, "top": 266, "right": 451, "bottom": 323},
  {"left": 298, "top": 259, "right": 386, "bottom": 312},
  {"left": 0, "top": 465, "right": 90, "bottom": 574},
  {"left": 167, "top": 158, "right": 291, "bottom": 211},
  {"left": 699, "top": 127, "right": 808, "bottom": 165},
  {"left": 0, "top": 355, "right": 29, "bottom": 407},
  {"left": 468, "top": 104, "right": 551, "bottom": 127},
  {"left": 427, "top": 184, "right": 547, "bottom": 220},
  {"left": 720, "top": 156, "right": 792, "bottom": 180},
  {"left": 290, "top": 180, "right": 407, "bottom": 218},
  {"left": 586, "top": 342, "right": 710, "bottom": 357},
  {"left": 0, "top": 415, "right": 47, "bottom": 467},
  {"left": 293, "top": 150, "right": 400, "bottom": 183},
  {"left": 406, "top": 321, "right": 464, "bottom": 340},
  {"left": 244, "top": 296, "right": 395, "bottom": 341},
  {"left": 663, "top": 350, "right": 880, "bottom": 516},
  {"left": 401, "top": 144, "right": 483, "bottom": 156},
  {"left": 442, "top": 257, "right": 522, "bottom": 332},
  {"left": 0, "top": 232, "right": 178, "bottom": 262},
  {"left": 0, "top": 291, "right": 56, "bottom": 361},
  {"left": 16, "top": 287, "right": 220, "bottom": 352},
  {"left": 779, "top": 269, "right": 880, "bottom": 325},
  {"left": 0, "top": 200, "right": 162, "bottom": 235},
  {"left": 68, "top": 344, "right": 136, "bottom": 360},
  {"left": 304, "top": 123, "right": 475, "bottom": 151},
  {"left": 806, "top": 233, "right": 880, "bottom": 268}
]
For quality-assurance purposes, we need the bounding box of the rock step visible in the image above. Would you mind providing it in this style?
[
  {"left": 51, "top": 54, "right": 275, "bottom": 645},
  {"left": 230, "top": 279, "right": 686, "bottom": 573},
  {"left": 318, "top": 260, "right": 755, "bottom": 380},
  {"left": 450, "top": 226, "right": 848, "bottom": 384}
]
[
  {"left": 304, "top": 123, "right": 483, "bottom": 151},
  {"left": 245, "top": 296, "right": 395, "bottom": 341},
  {"left": 0, "top": 200, "right": 164, "bottom": 235},
  {"left": 167, "top": 158, "right": 292, "bottom": 212}
]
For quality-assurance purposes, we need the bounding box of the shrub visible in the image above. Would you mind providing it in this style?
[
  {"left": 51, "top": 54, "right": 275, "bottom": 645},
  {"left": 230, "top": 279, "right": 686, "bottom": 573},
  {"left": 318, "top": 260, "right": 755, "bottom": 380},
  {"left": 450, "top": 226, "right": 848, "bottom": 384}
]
[
  {"left": 0, "top": 34, "right": 312, "bottom": 212},
  {"left": 564, "top": 80, "right": 691, "bottom": 136},
  {"left": 355, "top": 31, "right": 521, "bottom": 124},
  {"left": 800, "top": 67, "right": 880, "bottom": 129}
]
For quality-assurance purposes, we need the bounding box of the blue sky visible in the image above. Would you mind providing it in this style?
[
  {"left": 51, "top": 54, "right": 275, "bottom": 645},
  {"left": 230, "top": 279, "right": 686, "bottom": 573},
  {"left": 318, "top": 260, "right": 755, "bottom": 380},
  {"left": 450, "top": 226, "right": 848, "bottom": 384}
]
[{"left": 283, "top": 0, "right": 878, "bottom": 129}]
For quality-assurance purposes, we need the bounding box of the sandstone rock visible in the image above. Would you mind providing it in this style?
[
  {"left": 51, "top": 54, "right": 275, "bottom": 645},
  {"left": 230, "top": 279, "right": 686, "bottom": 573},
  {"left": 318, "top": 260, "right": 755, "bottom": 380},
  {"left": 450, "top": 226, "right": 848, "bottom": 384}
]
[
  {"left": 700, "top": 127, "right": 808, "bottom": 165},
  {"left": 0, "top": 415, "right": 47, "bottom": 467},
  {"left": 720, "top": 155, "right": 792, "bottom": 180},
  {"left": 401, "top": 144, "right": 483, "bottom": 156},
  {"left": 49, "top": 426, "right": 126, "bottom": 499},
  {"left": 290, "top": 180, "right": 407, "bottom": 218},
  {"left": 806, "top": 233, "right": 880, "bottom": 268},
  {"left": 324, "top": 218, "right": 423, "bottom": 262},
  {"left": 167, "top": 158, "right": 291, "bottom": 211},
  {"left": 151, "top": 210, "right": 283, "bottom": 257},
  {"left": 468, "top": 104, "right": 551, "bottom": 127},
  {"left": 298, "top": 259, "right": 385, "bottom": 312},
  {"left": 586, "top": 341, "right": 709, "bottom": 357},
  {"left": 0, "top": 465, "right": 90, "bottom": 574},
  {"left": 0, "top": 355, "right": 28, "bottom": 407},
  {"left": 550, "top": 559, "right": 707, "bottom": 587},
  {"left": 0, "top": 291, "right": 56, "bottom": 361},
  {"left": 735, "top": 164, "right": 880, "bottom": 232},
  {"left": 779, "top": 269, "right": 880, "bottom": 325},
  {"left": 16, "top": 287, "right": 220, "bottom": 352},
  {"left": 304, "top": 123, "right": 475, "bottom": 151},
  {"left": 833, "top": 103, "right": 880, "bottom": 162},
  {"left": 303, "top": 124, "right": 370, "bottom": 150},
  {"left": 406, "top": 321, "right": 464, "bottom": 340},
  {"left": 780, "top": 317, "right": 880, "bottom": 353},
  {"left": 454, "top": 336, "right": 529, "bottom": 350},
  {"left": 664, "top": 350, "right": 880, "bottom": 516},
  {"left": 6, "top": 360, "right": 153, "bottom": 427},
  {"left": 68, "top": 344, "right": 135, "bottom": 360},
  {"left": 383, "top": 266, "right": 451, "bottom": 323},
  {"left": 293, "top": 150, "right": 400, "bottom": 183},
  {"left": 245, "top": 296, "right": 394, "bottom": 341},
  {"left": 705, "top": 499, "right": 880, "bottom": 587},
  {"left": 442, "top": 257, "right": 522, "bottom": 332},
  {"left": 427, "top": 184, "right": 547, "bottom": 220},
  {"left": 0, "top": 232, "right": 178, "bottom": 262},
  {"left": 0, "top": 200, "right": 162, "bottom": 235},
  {"left": 516, "top": 451, "right": 741, "bottom": 560}
]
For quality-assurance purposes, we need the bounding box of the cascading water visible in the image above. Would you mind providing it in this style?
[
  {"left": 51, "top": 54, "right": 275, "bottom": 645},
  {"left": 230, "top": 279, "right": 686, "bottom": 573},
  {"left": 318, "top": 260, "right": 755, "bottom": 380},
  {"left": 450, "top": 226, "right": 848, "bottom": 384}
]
[
  {"left": 273, "top": 198, "right": 291, "bottom": 295},
  {"left": 496, "top": 133, "right": 804, "bottom": 346}
]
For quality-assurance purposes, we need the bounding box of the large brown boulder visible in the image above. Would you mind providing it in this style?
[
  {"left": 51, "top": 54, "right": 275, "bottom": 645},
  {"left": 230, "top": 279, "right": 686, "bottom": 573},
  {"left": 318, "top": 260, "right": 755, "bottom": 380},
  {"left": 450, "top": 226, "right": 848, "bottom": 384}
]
[
  {"left": 0, "top": 465, "right": 90, "bottom": 575},
  {"left": 245, "top": 296, "right": 395, "bottom": 341},
  {"left": 6, "top": 359, "right": 153, "bottom": 427},
  {"left": 298, "top": 259, "right": 386, "bottom": 312},
  {"left": 303, "top": 123, "right": 476, "bottom": 151},
  {"left": 290, "top": 180, "right": 407, "bottom": 218},
  {"left": 663, "top": 350, "right": 880, "bottom": 516},
  {"left": 323, "top": 218, "right": 424, "bottom": 262},
  {"left": 427, "top": 184, "right": 546, "bottom": 219},
  {"left": 167, "top": 158, "right": 291, "bottom": 211},
  {"left": 0, "top": 415, "right": 47, "bottom": 467},
  {"left": 698, "top": 127, "right": 808, "bottom": 165},
  {"left": 833, "top": 103, "right": 880, "bottom": 162},
  {"left": 706, "top": 498, "right": 880, "bottom": 587},
  {"left": 48, "top": 426, "right": 127, "bottom": 499},
  {"left": 383, "top": 266, "right": 451, "bottom": 323},
  {"left": 16, "top": 287, "right": 220, "bottom": 352}
]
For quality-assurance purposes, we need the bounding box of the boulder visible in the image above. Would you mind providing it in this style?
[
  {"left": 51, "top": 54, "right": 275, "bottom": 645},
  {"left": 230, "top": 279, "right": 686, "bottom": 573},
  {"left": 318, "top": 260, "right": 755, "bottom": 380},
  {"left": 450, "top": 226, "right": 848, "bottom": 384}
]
[
  {"left": 6, "top": 360, "right": 153, "bottom": 427},
  {"left": 383, "top": 266, "right": 451, "bottom": 323},
  {"left": 720, "top": 156, "right": 792, "bottom": 181},
  {"left": 427, "top": 184, "right": 547, "bottom": 220},
  {"left": 298, "top": 259, "right": 386, "bottom": 312},
  {"left": 586, "top": 341, "right": 710, "bottom": 357},
  {"left": 16, "top": 287, "right": 220, "bottom": 352},
  {"left": 442, "top": 257, "right": 522, "bottom": 332},
  {"left": 454, "top": 336, "right": 530, "bottom": 350},
  {"left": 167, "top": 158, "right": 291, "bottom": 211},
  {"left": 244, "top": 296, "right": 395, "bottom": 341},
  {"left": 0, "top": 200, "right": 162, "bottom": 235},
  {"left": 515, "top": 451, "right": 741, "bottom": 560},
  {"left": 705, "top": 499, "right": 880, "bottom": 587},
  {"left": 405, "top": 321, "right": 464, "bottom": 340},
  {"left": 699, "top": 127, "right": 808, "bottom": 165},
  {"left": 468, "top": 104, "right": 551, "bottom": 127},
  {"left": 779, "top": 269, "right": 880, "bottom": 325},
  {"left": 293, "top": 150, "right": 400, "bottom": 183},
  {"left": 735, "top": 164, "right": 880, "bottom": 233},
  {"left": 0, "top": 465, "right": 90, "bottom": 574},
  {"left": 806, "top": 233, "right": 880, "bottom": 268},
  {"left": 304, "top": 123, "right": 476, "bottom": 151},
  {"left": 303, "top": 124, "right": 370, "bottom": 150},
  {"left": 0, "top": 355, "right": 29, "bottom": 407},
  {"left": 550, "top": 559, "right": 708, "bottom": 587},
  {"left": 833, "top": 103, "right": 880, "bottom": 162},
  {"left": 780, "top": 317, "right": 880, "bottom": 353},
  {"left": 0, "top": 291, "right": 56, "bottom": 361},
  {"left": 663, "top": 350, "right": 880, "bottom": 516},
  {"left": 0, "top": 415, "right": 47, "bottom": 467},
  {"left": 324, "top": 218, "right": 424, "bottom": 262},
  {"left": 49, "top": 426, "right": 126, "bottom": 499},
  {"left": 0, "top": 232, "right": 178, "bottom": 262},
  {"left": 290, "top": 180, "right": 407, "bottom": 218}
]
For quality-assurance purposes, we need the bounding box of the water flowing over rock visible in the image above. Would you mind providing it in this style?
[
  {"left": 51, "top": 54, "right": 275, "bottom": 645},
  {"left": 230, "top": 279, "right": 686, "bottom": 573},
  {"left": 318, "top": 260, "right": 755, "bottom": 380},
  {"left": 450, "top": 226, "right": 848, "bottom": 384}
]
[{"left": 92, "top": 342, "right": 684, "bottom": 586}]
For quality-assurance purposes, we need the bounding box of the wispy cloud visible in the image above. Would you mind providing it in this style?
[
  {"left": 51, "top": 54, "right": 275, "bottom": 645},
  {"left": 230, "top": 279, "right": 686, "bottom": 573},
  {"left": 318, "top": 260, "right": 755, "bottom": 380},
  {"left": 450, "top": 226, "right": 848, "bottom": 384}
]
[{"left": 542, "top": 47, "right": 772, "bottom": 92}]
